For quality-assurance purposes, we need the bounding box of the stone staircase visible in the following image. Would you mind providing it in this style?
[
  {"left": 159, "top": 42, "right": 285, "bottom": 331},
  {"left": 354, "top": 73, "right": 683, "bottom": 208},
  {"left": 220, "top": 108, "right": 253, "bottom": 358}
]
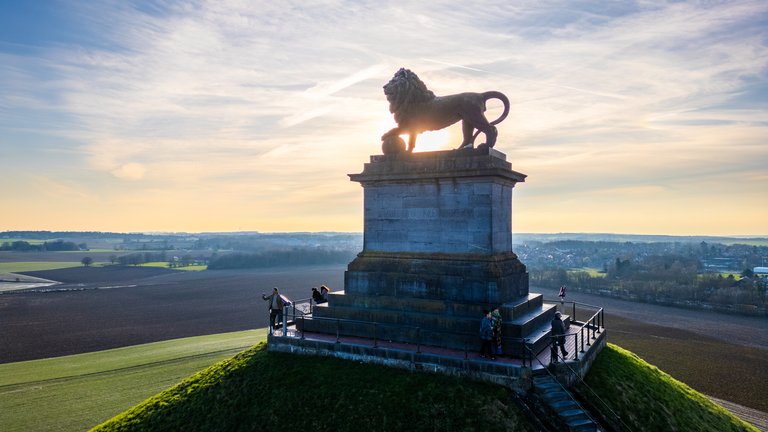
[
  {"left": 300, "top": 291, "right": 559, "bottom": 356},
  {"left": 532, "top": 374, "right": 602, "bottom": 432}
]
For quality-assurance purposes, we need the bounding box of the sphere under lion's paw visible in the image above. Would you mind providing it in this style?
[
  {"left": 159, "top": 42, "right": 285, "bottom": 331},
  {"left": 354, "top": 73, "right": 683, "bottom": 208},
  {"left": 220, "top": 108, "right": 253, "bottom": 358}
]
[{"left": 382, "top": 136, "right": 406, "bottom": 154}]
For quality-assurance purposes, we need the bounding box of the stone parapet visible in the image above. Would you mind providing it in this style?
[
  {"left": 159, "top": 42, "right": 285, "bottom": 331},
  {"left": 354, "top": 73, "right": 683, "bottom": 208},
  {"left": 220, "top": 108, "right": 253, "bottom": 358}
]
[{"left": 268, "top": 333, "right": 533, "bottom": 394}]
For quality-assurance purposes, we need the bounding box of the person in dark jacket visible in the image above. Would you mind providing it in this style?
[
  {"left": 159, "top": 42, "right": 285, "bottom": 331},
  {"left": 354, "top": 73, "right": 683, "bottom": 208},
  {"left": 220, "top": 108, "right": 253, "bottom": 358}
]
[
  {"left": 550, "top": 311, "right": 568, "bottom": 362},
  {"left": 491, "top": 307, "right": 503, "bottom": 356},
  {"left": 479, "top": 310, "right": 495, "bottom": 360},
  {"left": 262, "top": 287, "right": 285, "bottom": 331},
  {"left": 311, "top": 287, "right": 324, "bottom": 303}
]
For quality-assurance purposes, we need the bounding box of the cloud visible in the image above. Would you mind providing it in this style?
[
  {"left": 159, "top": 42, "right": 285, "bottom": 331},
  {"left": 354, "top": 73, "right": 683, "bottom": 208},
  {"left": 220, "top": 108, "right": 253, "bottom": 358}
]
[
  {"left": 111, "top": 162, "right": 147, "bottom": 180},
  {"left": 0, "top": 0, "right": 766, "bottom": 234}
]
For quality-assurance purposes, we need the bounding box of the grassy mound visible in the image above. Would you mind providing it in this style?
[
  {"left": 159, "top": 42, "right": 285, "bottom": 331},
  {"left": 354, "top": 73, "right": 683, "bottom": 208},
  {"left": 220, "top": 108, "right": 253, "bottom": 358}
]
[
  {"left": 582, "top": 343, "right": 758, "bottom": 432},
  {"left": 90, "top": 342, "right": 537, "bottom": 432},
  {"left": 91, "top": 341, "right": 757, "bottom": 432}
]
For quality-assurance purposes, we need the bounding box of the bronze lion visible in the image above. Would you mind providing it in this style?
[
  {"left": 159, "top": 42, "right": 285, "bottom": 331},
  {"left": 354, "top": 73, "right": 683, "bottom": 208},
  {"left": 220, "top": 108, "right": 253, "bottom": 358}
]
[{"left": 381, "top": 68, "right": 509, "bottom": 153}]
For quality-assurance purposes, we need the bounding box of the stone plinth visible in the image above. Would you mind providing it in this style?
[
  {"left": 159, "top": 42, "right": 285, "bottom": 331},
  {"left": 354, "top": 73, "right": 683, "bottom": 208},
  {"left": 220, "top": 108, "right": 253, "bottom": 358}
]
[
  {"left": 351, "top": 147, "right": 525, "bottom": 255},
  {"left": 300, "top": 147, "right": 549, "bottom": 354}
]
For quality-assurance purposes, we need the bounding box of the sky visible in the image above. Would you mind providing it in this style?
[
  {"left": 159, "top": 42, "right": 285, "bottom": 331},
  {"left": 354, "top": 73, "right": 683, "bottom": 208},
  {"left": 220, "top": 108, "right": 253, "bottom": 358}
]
[{"left": 1, "top": 0, "right": 766, "bottom": 236}]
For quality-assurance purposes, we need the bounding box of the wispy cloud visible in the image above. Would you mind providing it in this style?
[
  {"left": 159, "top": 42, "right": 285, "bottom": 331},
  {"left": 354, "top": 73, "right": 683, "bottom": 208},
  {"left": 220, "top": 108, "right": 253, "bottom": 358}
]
[{"left": 0, "top": 0, "right": 766, "bottom": 234}]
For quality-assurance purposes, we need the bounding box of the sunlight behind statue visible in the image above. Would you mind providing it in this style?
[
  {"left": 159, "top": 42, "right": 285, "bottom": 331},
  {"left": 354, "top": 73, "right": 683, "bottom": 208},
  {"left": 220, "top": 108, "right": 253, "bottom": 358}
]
[{"left": 381, "top": 68, "right": 510, "bottom": 154}]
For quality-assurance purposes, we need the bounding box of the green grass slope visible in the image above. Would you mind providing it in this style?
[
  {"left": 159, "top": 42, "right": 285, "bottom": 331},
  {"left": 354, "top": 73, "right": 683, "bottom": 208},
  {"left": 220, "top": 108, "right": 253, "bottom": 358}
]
[
  {"left": 582, "top": 343, "right": 758, "bottom": 432},
  {"left": 92, "top": 341, "right": 759, "bottom": 432},
  {"left": 90, "top": 342, "right": 537, "bottom": 432},
  {"left": 0, "top": 330, "right": 266, "bottom": 432}
]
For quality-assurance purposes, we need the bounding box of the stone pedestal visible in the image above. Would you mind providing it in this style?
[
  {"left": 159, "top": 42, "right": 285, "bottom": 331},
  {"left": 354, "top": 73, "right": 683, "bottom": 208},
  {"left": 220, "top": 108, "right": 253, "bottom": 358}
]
[{"left": 301, "top": 147, "right": 554, "bottom": 355}]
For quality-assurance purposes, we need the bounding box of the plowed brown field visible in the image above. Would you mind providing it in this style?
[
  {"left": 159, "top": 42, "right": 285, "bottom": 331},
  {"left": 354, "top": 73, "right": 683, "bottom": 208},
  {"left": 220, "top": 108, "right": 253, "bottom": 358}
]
[{"left": 1, "top": 267, "right": 766, "bottom": 416}]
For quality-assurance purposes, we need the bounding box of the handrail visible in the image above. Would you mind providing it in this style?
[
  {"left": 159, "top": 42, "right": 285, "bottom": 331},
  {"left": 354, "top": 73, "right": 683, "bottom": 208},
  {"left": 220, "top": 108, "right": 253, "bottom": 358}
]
[
  {"left": 554, "top": 349, "right": 634, "bottom": 432},
  {"left": 542, "top": 298, "right": 603, "bottom": 360},
  {"left": 523, "top": 344, "right": 601, "bottom": 431},
  {"left": 278, "top": 298, "right": 604, "bottom": 371},
  {"left": 278, "top": 313, "right": 532, "bottom": 363}
]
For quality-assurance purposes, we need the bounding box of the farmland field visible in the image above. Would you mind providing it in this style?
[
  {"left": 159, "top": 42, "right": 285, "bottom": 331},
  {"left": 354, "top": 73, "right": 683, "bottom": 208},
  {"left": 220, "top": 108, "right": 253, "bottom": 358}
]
[
  {"left": 0, "top": 261, "right": 84, "bottom": 273},
  {"left": 1, "top": 264, "right": 766, "bottom": 416},
  {"left": 0, "top": 265, "right": 345, "bottom": 362},
  {"left": 567, "top": 267, "right": 605, "bottom": 277},
  {"left": 0, "top": 329, "right": 266, "bottom": 432},
  {"left": 138, "top": 261, "right": 206, "bottom": 271},
  {"left": 0, "top": 251, "right": 117, "bottom": 263}
]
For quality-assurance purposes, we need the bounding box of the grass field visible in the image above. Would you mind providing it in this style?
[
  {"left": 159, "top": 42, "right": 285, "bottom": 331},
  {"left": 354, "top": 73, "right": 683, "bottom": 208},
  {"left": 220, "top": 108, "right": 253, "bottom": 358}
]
[
  {"left": 582, "top": 344, "right": 757, "bottom": 432},
  {"left": 568, "top": 267, "right": 606, "bottom": 277},
  {"left": 91, "top": 342, "right": 538, "bottom": 432},
  {"left": 606, "top": 313, "right": 768, "bottom": 413},
  {"left": 138, "top": 261, "right": 207, "bottom": 271},
  {"left": 0, "top": 238, "right": 48, "bottom": 245},
  {"left": 0, "top": 329, "right": 267, "bottom": 432},
  {"left": 0, "top": 261, "right": 84, "bottom": 273},
  {"left": 58, "top": 249, "right": 116, "bottom": 253},
  {"left": 89, "top": 342, "right": 755, "bottom": 432}
]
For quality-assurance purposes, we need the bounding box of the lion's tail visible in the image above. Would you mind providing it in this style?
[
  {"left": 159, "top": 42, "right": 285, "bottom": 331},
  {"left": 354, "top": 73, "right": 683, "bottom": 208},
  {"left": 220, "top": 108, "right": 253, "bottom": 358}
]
[{"left": 482, "top": 91, "right": 510, "bottom": 126}]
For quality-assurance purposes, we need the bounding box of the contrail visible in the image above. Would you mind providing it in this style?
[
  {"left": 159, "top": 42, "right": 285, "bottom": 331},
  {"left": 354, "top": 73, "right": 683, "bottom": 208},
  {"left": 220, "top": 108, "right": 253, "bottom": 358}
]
[
  {"left": 421, "top": 58, "right": 627, "bottom": 100},
  {"left": 421, "top": 58, "right": 486, "bottom": 73}
]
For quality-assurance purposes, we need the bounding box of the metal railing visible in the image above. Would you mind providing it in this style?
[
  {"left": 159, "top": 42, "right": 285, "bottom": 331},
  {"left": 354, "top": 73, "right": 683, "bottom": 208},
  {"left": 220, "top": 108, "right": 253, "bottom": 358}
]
[
  {"left": 274, "top": 312, "right": 536, "bottom": 365},
  {"left": 540, "top": 299, "right": 604, "bottom": 363},
  {"left": 273, "top": 298, "right": 604, "bottom": 368},
  {"left": 546, "top": 346, "right": 634, "bottom": 432},
  {"left": 523, "top": 343, "right": 601, "bottom": 431}
]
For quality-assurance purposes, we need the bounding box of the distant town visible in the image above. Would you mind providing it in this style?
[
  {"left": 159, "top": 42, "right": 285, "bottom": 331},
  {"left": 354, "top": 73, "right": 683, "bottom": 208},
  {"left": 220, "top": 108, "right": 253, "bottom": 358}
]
[{"left": 2, "top": 230, "right": 766, "bottom": 315}]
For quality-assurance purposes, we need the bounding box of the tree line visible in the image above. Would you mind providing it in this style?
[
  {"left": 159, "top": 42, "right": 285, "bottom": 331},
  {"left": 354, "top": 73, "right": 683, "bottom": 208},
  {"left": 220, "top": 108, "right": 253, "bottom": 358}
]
[
  {"left": 530, "top": 253, "right": 767, "bottom": 316},
  {"left": 207, "top": 248, "right": 357, "bottom": 269},
  {"left": 0, "top": 240, "right": 86, "bottom": 252}
]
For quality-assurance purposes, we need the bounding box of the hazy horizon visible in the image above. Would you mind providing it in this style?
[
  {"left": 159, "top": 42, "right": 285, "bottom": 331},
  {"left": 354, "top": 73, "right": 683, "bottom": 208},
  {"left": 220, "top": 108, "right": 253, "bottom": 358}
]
[
  {"left": 2, "top": 1, "right": 766, "bottom": 235},
  {"left": 2, "top": 229, "right": 767, "bottom": 239}
]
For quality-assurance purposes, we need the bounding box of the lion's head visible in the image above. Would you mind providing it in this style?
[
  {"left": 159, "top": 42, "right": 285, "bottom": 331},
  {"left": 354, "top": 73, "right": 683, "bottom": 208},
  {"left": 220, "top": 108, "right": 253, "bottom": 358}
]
[{"left": 383, "top": 68, "right": 436, "bottom": 124}]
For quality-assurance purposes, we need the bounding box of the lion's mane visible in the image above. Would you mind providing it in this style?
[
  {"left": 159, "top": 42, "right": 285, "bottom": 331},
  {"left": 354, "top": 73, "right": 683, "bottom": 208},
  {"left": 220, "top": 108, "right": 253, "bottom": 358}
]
[{"left": 383, "top": 68, "right": 436, "bottom": 125}]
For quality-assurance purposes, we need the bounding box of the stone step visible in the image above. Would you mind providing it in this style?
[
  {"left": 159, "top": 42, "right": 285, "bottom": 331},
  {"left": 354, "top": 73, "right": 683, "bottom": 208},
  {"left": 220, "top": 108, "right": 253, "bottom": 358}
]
[
  {"left": 567, "top": 417, "right": 596, "bottom": 429},
  {"left": 533, "top": 381, "right": 561, "bottom": 394},
  {"left": 506, "top": 304, "right": 560, "bottom": 337},
  {"left": 522, "top": 320, "right": 555, "bottom": 356},
  {"left": 309, "top": 299, "right": 556, "bottom": 355},
  {"left": 324, "top": 291, "right": 544, "bottom": 319},
  {"left": 313, "top": 296, "right": 554, "bottom": 341},
  {"left": 505, "top": 293, "right": 545, "bottom": 319},
  {"left": 532, "top": 374, "right": 600, "bottom": 431},
  {"left": 560, "top": 408, "right": 588, "bottom": 420},
  {"left": 533, "top": 375, "right": 556, "bottom": 384},
  {"left": 542, "top": 390, "right": 570, "bottom": 403},
  {"left": 549, "top": 399, "right": 579, "bottom": 412},
  {"left": 298, "top": 316, "right": 478, "bottom": 351},
  {"left": 574, "top": 426, "right": 600, "bottom": 432}
]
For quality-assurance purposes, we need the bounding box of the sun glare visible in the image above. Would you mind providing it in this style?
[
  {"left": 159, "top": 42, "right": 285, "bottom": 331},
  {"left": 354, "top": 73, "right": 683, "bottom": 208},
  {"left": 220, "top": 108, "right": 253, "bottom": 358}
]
[
  {"left": 377, "top": 114, "right": 455, "bottom": 152},
  {"left": 406, "top": 129, "right": 453, "bottom": 152}
]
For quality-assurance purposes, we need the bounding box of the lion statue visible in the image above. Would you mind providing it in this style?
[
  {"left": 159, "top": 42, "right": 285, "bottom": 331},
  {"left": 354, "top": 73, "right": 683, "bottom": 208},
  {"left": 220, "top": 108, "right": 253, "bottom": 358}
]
[{"left": 381, "top": 68, "right": 509, "bottom": 153}]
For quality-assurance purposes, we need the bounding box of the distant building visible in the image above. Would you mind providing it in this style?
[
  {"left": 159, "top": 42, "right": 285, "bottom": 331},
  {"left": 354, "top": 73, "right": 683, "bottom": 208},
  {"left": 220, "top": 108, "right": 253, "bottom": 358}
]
[
  {"left": 701, "top": 257, "right": 742, "bottom": 272},
  {"left": 754, "top": 267, "right": 768, "bottom": 278}
]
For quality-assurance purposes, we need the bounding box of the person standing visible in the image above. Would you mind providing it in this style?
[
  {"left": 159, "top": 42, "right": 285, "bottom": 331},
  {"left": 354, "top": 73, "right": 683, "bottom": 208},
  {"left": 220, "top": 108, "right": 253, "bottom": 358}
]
[
  {"left": 479, "top": 310, "right": 495, "bottom": 360},
  {"left": 262, "top": 287, "right": 285, "bottom": 332},
  {"left": 550, "top": 311, "right": 568, "bottom": 362},
  {"left": 311, "top": 287, "right": 323, "bottom": 303},
  {"left": 491, "top": 307, "right": 503, "bottom": 357}
]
